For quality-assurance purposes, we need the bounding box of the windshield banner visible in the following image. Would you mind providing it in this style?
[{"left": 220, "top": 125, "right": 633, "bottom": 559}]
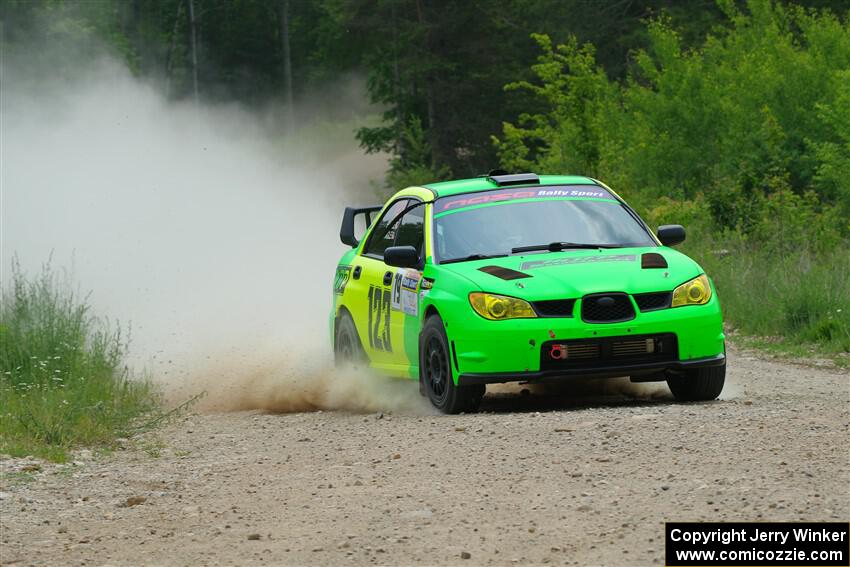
[{"left": 434, "top": 185, "right": 614, "bottom": 213}]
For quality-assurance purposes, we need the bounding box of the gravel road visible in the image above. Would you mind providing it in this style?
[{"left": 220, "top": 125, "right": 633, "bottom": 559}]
[{"left": 1, "top": 345, "right": 848, "bottom": 566}]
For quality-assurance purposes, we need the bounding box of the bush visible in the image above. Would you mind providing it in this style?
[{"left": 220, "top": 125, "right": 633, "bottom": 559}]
[
  {"left": 496, "top": 0, "right": 850, "bottom": 215},
  {"left": 383, "top": 116, "right": 451, "bottom": 196},
  {"left": 494, "top": 0, "right": 850, "bottom": 359},
  {"left": 673, "top": 189, "right": 850, "bottom": 356},
  {"left": 695, "top": 242, "right": 850, "bottom": 355},
  {"left": 0, "top": 260, "right": 159, "bottom": 461}
]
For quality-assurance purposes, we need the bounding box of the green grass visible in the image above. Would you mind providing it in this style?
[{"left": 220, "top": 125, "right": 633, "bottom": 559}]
[
  {"left": 639, "top": 192, "right": 850, "bottom": 364},
  {"left": 731, "top": 334, "right": 850, "bottom": 368},
  {"left": 688, "top": 239, "right": 850, "bottom": 363},
  {"left": 0, "top": 260, "right": 160, "bottom": 461}
]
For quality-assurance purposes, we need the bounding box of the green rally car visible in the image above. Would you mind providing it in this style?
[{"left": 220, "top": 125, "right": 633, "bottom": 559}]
[{"left": 331, "top": 172, "right": 726, "bottom": 413}]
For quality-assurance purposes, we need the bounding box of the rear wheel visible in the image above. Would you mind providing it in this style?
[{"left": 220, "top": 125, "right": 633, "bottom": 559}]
[
  {"left": 420, "top": 315, "right": 484, "bottom": 414},
  {"left": 667, "top": 363, "right": 725, "bottom": 401},
  {"left": 334, "top": 312, "right": 365, "bottom": 367}
]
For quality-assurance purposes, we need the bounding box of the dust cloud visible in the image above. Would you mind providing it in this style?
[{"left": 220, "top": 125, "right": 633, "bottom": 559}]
[
  {"left": 171, "top": 352, "right": 432, "bottom": 415},
  {"left": 1, "top": 44, "right": 686, "bottom": 416},
  {"left": 1, "top": 48, "right": 432, "bottom": 414}
]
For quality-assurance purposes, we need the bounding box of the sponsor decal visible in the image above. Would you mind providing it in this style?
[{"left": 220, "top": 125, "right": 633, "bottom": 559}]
[
  {"left": 391, "top": 269, "right": 404, "bottom": 311},
  {"left": 401, "top": 271, "right": 420, "bottom": 291},
  {"left": 400, "top": 270, "right": 421, "bottom": 316},
  {"left": 434, "top": 185, "right": 613, "bottom": 213},
  {"left": 333, "top": 265, "right": 352, "bottom": 295},
  {"left": 390, "top": 269, "right": 422, "bottom": 314},
  {"left": 520, "top": 254, "right": 637, "bottom": 270}
]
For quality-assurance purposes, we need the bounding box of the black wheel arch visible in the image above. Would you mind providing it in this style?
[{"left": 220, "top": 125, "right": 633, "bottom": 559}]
[{"left": 422, "top": 304, "right": 440, "bottom": 326}]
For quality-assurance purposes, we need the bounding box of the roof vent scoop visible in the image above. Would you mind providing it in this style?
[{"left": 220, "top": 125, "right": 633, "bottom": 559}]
[{"left": 487, "top": 172, "right": 540, "bottom": 187}]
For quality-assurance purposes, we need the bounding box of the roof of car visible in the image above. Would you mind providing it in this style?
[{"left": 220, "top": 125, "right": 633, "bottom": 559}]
[{"left": 422, "top": 174, "right": 599, "bottom": 197}]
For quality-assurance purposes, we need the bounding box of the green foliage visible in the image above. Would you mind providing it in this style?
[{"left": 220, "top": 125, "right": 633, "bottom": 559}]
[
  {"left": 0, "top": 261, "right": 159, "bottom": 461},
  {"left": 494, "top": 34, "right": 617, "bottom": 176},
  {"left": 6, "top": 0, "right": 842, "bottom": 181},
  {"left": 695, "top": 237, "right": 850, "bottom": 356},
  {"left": 382, "top": 116, "right": 451, "bottom": 195},
  {"left": 812, "top": 69, "right": 850, "bottom": 218},
  {"left": 0, "top": 0, "right": 141, "bottom": 76},
  {"left": 3, "top": 0, "right": 847, "bottom": 177},
  {"left": 496, "top": 0, "right": 850, "bottom": 358},
  {"left": 349, "top": 0, "right": 733, "bottom": 179},
  {"left": 644, "top": 191, "right": 850, "bottom": 356},
  {"left": 645, "top": 192, "right": 849, "bottom": 356},
  {"left": 497, "top": 0, "right": 850, "bottom": 215},
  {"left": 2, "top": 0, "right": 847, "bottom": 361}
]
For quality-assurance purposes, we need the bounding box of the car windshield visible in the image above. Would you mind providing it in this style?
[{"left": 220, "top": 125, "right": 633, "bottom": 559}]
[{"left": 433, "top": 187, "right": 656, "bottom": 263}]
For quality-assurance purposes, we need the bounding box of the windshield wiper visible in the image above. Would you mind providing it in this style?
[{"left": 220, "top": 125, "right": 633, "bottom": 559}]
[
  {"left": 440, "top": 253, "right": 508, "bottom": 265},
  {"left": 511, "top": 241, "right": 620, "bottom": 254}
]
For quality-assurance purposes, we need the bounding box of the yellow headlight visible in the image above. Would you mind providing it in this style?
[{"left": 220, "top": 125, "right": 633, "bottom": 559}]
[
  {"left": 671, "top": 274, "right": 712, "bottom": 307},
  {"left": 469, "top": 293, "right": 537, "bottom": 320}
]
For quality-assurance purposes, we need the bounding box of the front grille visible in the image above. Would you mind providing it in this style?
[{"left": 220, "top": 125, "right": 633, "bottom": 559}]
[
  {"left": 532, "top": 299, "right": 576, "bottom": 317},
  {"left": 580, "top": 293, "right": 635, "bottom": 323},
  {"left": 634, "top": 292, "right": 672, "bottom": 312},
  {"left": 541, "top": 333, "right": 678, "bottom": 371}
]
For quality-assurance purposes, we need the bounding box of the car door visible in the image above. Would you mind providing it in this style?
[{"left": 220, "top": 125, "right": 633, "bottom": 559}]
[
  {"left": 348, "top": 198, "right": 410, "bottom": 368},
  {"left": 386, "top": 202, "right": 426, "bottom": 374}
]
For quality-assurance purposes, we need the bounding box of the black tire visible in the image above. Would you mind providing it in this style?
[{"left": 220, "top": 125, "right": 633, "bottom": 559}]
[
  {"left": 334, "top": 312, "right": 365, "bottom": 367},
  {"left": 667, "top": 363, "right": 726, "bottom": 401},
  {"left": 419, "top": 315, "right": 484, "bottom": 414}
]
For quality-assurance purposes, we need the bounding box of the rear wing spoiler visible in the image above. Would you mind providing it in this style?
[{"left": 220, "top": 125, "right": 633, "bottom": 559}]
[{"left": 340, "top": 205, "right": 382, "bottom": 247}]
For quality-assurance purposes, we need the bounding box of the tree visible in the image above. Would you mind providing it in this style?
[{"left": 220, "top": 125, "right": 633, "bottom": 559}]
[
  {"left": 278, "top": 0, "right": 294, "bottom": 127},
  {"left": 188, "top": 0, "right": 200, "bottom": 103}
]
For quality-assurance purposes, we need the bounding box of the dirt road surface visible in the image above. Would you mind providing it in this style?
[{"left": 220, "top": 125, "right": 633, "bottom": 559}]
[{"left": 2, "top": 346, "right": 848, "bottom": 566}]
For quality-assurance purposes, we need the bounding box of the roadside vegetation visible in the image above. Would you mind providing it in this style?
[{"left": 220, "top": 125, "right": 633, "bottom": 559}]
[
  {"left": 494, "top": 0, "right": 850, "bottom": 362},
  {"left": 0, "top": 262, "right": 160, "bottom": 461},
  {"left": 650, "top": 197, "right": 850, "bottom": 363},
  {"left": 1, "top": 0, "right": 847, "bottom": 377}
]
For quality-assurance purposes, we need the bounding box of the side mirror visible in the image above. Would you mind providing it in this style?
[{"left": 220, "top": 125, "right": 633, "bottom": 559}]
[
  {"left": 340, "top": 205, "right": 382, "bottom": 247},
  {"left": 384, "top": 246, "right": 420, "bottom": 268},
  {"left": 657, "top": 224, "right": 686, "bottom": 247}
]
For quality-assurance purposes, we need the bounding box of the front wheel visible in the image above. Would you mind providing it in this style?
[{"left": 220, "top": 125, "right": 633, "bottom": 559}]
[
  {"left": 419, "top": 315, "right": 484, "bottom": 414},
  {"left": 667, "top": 363, "right": 726, "bottom": 401}
]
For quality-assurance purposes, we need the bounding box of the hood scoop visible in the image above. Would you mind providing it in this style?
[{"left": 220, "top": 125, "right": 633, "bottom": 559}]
[
  {"left": 641, "top": 252, "right": 668, "bottom": 269},
  {"left": 478, "top": 265, "right": 532, "bottom": 281}
]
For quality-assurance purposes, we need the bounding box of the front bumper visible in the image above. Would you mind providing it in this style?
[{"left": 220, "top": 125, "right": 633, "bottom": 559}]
[
  {"left": 446, "top": 294, "right": 725, "bottom": 382},
  {"left": 457, "top": 352, "right": 725, "bottom": 385}
]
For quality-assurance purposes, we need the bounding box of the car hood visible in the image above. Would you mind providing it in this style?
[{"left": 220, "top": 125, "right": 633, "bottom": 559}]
[{"left": 437, "top": 247, "right": 703, "bottom": 300}]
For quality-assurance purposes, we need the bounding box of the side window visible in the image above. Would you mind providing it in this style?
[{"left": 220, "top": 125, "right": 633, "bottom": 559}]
[
  {"left": 394, "top": 204, "right": 425, "bottom": 258},
  {"left": 364, "top": 199, "right": 409, "bottom": 257}
]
